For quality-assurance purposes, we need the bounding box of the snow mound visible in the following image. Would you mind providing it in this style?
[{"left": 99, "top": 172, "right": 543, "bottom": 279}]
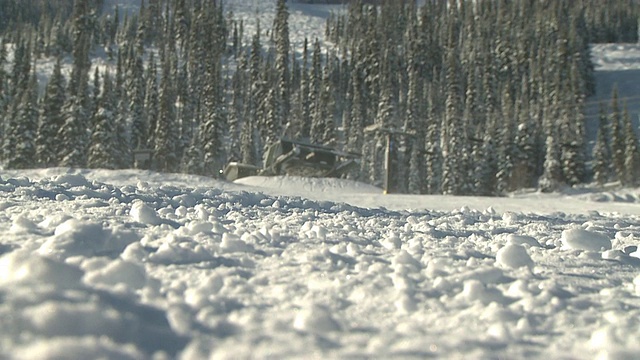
[
  {"left": 293, "top": 304, "right": 342, "bottom": 334},
  {"left": 235, "top": 175, "right": 382, "bottom": 194},
  {"left": 561, "top": 228, "right": 612, "bottom": 252},
  {"left": 83, "top": 259, "right": 148, "bottom": 291},
  {"left": 130, "top": 201, "right": 163, "bottom": 226},
  {"left": 0, "top": 251, "right": 83, "bottom": 289},
  {"left": 38, "top": 219, "right": 137, "bottom": 259},
  {"left": 13, "top": 336, "right": 144, "bottom": 360},
  {"left": 507, "top": 234, "right": 542, "bottom": 248},
  {"left": 496, "top": 244, "right": 534, "bottom": 269}
]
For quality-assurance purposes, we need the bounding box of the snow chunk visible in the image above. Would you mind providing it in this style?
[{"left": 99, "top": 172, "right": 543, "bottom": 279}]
[
  {"left": 293, "top": 304, "right": 341, "bottom": 334},
  {"left": 590, "top": 326, "right": 629, "bottom": 351},
  {"left": 220, "top": 233, "right": 254, "bottom": 253},
  {"left": 10, "top": 215, "right": 40, "bottom": 234},
  {"left": 496, "top": 244, "right": 534, "bottom": 269},
  {"left": 149, "top": 235, "right": 213, "bottom": 264},
  {"left": 185, "top": 220, "right": 214, "bottom": 235},
  {"left": 39, "top": 219, "right": 135, "bottom": 259},
  {"left": 83, "top": 259, "right": 148, "bottom": 291},
  {"left": 507, "top": 234, "right": 542, "bottom": 247},
  {"left": 24, "top": 301, "right": 123, "bottom": 336},
  {"left": 12, "top": 336, "right": 143, "bottom": 360},
  {"left": 392, "top": 250, "right": 422, "bottom": 270},
  {"left": 456, "top": 266, "right": 506, "bottom": 285},
  {"left": 50, "top": 173, "right": 92, "bottom": 187},
  {"left": 601, "top": 249, "right": 626, "bottom": 261},
  {"left": 381, "top": 233, "right": 402, "bottom": 250},
  {"left": 0, "top": 251, "right": 83, "bottom": 289},
  {"left": 562, "top": 228, "right": 612, "bottom": 252},
  {"left": 130, "top": 201, "right": 163, "bottom": 226},
  {"left": 460, "top": 279, "right": 506, "bottom": 305}
]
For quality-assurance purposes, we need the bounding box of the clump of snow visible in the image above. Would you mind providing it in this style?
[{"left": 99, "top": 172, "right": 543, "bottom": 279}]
[
  {"left": 496, "top": 243, "right": 534, "bottom": 269},
  {"left": 49, "top": 173, "right": 92, "bottom": 188},
  {"left": 10, "top": 215, "right": 41, "bottom": 234},
  {"left": 561, "top": 228, "right": 612, "bottom": 252},
  {"left": 38, "top": 218, "right": 136, "bottom": 259},
  {"left": 13, "top": 337, "right": 144, "bottom": 360},
  {"left": 293, "top": 304, "right": 342, "bottom": 334},
  {"left": 0, "top": 251, "right": 83, "bottom": 289},
  {"left": 130, "top": 201, "right": 163, "bottom": 226},
  {"left": 83, "top": 259, "right": 148, "bottom": 291},
  {"left": 148, "top": 234, "right": 213, "bottom": 264},
  {"left": 507, "top": 234, "right": 542, "bottom": 247}
]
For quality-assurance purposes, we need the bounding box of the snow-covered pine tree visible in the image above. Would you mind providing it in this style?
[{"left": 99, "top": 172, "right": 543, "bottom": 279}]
[
  {"left": 59, "top": 95, "right": 89, "bottom": 167},
  {"left": 405, "top": 28, "right": 425, "bottom": 194},
  {"left": 153, "top": 47, "right": 178, "bottom": 173},
  {"left": 143, "top": 0, "right": 162, "bottom": 46},
  {"left": 424, "top": 83, "right": 442, "bottom": 195},
  {"left": 127, "top": 49, "right": 148, "bottom": 151},
  {"left": 609, "top": 85, "right": 625, "bottom": 182},
  {"left": 0, "top": 39, "right": 7, "bottom": 126},
  {"left": 181, "top": 131, "right": 204, "bottom": 175},
  {"left": 199, "top": 3, "right": 227, "bottom": 177},
  {"left": 592, "top": 103, "right": 612, "bottom": 186},
  {"left": 561, "top": 61, "right": 587, "bottom": 186},
  {"left": 5, "top": 66, "right": 38, "bottom": 169},
  {"left": 295, "top": 38, "right": 311, "bottom": 139},
  {"left": 200, "top": 63, "right": 227, "bottom": 177},
  {"left": 112, "top": 49, "right": 133, "bottom": 169},
  {"left": 90, "top": 66, "right": 100, "bottom": 120},
  {"left": 8, "top": 39, "right": 31, "bottom": 101},
  {"left": 36, "top": 57, "right": 66, "bottom": 167},
  {"left": 621, "top": 103, "right": 640, "bottom": 186},
  {"left": 59, "top": 0, "right": 93, "bottom": 168},
  {"left": 511, "top": 77, "right": 539, "bottom": 190},
  {"left": 68, "top": 0, "right": 91, "bottom": 103},
  {"left": 240, "top": 24, "right": 263, "bottom": 166},
  {"left": 87, "top": 70, "right": 118, "bottom": 169},
  {"left": 369, "top": 51, "right": 397, "bottom": 188},
  {"left": 318, "top": 54, "right": 337, "bottom": 146},
  {"left": 346, "top": 62, "right": 365, "bottom": 155},
  {"left": 495, "top": 85, "right": 515, "bottom": 194},
  {"left": 441, "top": 25, "right": 466, "bottom": 195},
  {"left": 308, "top": 39, "right": 324, "bottom": 144},
  {"left": 174, "top": 0, "right": 190, "bottom": 52},
  {"left": 227, "top": 58, "right": 247, "bottom": 163},
  {"left": 539, "top": 133, "right": 564, "bottom": 192},
  {"left": 274, "top": 0, "right": 290, "bottom": 136},
  {"left": 144, "top": 52, "right": 159, "bottom": 149},
  {"left": 0, "top": 43, "right": 6, "bottom": 161}
]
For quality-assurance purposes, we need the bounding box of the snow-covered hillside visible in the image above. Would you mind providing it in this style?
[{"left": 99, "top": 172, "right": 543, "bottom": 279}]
[{"left": 589, "top": 43, "right": 640, "bottom": 136}]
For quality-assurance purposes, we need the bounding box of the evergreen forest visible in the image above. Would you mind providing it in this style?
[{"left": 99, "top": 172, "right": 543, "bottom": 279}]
[{"left": 0, "top": 0, "right": 639, "bottom": 195}]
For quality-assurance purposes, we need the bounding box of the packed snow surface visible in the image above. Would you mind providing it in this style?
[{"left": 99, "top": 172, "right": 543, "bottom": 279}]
[{"left": 2, "top": 168, "right": 640, "bottom": 359}]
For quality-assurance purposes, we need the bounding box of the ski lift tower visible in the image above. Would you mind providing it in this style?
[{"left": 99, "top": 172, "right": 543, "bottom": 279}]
[{"left": 364, "top": 124, "right": 415, "bottom": 194}]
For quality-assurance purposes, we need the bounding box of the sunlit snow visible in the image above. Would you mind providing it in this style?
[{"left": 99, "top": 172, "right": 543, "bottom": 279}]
[{"left": 1, "top": 167, "right": 640, "bottom": 359}]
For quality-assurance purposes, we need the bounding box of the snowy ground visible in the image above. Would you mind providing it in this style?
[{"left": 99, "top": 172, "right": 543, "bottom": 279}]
[{"left": 2, "top": 168, "right": 640, "bottom": 359}]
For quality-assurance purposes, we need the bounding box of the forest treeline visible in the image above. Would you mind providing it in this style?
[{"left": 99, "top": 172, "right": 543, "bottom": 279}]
[{"left": 0, "top": 0, "right": 638, "bottom": 194}]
